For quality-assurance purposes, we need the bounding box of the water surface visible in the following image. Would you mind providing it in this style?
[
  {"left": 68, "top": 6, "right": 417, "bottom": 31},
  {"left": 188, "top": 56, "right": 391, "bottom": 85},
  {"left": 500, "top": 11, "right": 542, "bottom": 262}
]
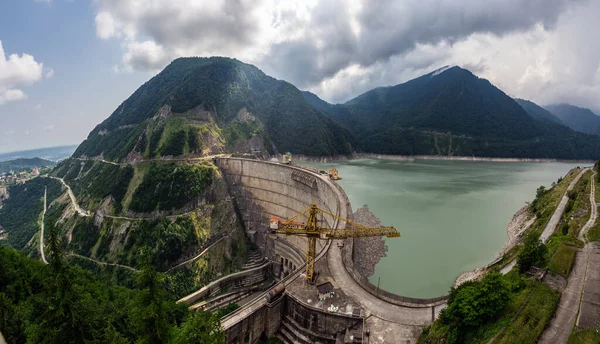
[{"left": 301, "top": 159, "right": 583, "bottom": 297}]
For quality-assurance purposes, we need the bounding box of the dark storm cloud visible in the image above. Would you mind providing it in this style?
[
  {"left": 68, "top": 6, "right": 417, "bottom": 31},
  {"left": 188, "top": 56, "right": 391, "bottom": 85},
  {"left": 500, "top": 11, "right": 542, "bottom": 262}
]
[
  {"left": 96, "top": 0, "right": 599, "bottom": 106},
  {"left": 266, "top": 0, "right": 571, "bottom": 87}
]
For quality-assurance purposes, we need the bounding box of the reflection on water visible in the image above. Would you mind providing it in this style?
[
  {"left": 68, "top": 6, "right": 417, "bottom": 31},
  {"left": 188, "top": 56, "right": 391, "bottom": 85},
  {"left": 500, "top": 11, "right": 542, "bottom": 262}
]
[{"left": 301, "top": 158, "right": 583, "bottom": 297}]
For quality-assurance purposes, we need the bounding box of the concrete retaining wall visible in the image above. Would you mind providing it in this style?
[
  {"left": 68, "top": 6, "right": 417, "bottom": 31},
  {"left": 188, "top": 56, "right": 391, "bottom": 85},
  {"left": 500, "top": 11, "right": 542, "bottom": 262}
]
[
  {"left": 215, "top": 158, "right": 341, "bottom": 263},
  {"left": 179, "top": 262, "right": 271, "bottom": 305}
]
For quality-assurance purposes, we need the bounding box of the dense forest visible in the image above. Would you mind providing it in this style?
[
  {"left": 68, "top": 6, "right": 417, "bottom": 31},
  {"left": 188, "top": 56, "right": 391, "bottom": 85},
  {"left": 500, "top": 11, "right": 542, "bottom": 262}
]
[
  {"left": 304, "top": 67, "right": 600, "bottom": 159},
  {"left": 0, "top": 238, "right": 223, "bottom": 343},
  {"left": 52, "top": 159, "right": 134, "bottom": 213},
  {"left": 545, "top": 103, "right": 600, "bottom": 136},
  {"left": 0, "top": 177, "right": 63, "bottom": 250},
  {"left": 129, "top": 162, "right": 214, "bottom": 213},
  {"left": 74, "top": 57, "right": 355, "bottom": 161}
]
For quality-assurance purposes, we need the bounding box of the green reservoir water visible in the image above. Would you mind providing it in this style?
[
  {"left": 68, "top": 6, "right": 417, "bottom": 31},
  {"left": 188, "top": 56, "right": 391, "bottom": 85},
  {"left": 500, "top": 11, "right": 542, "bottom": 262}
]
[{"left": 301, "top": 159, "right": 583, "bottom": 298}]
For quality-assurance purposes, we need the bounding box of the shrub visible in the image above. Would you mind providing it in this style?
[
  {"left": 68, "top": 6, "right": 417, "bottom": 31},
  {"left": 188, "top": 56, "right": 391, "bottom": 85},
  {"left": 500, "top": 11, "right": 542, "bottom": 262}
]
[{"left": 517, "top": 235, "right": 548, "bottom": 273}]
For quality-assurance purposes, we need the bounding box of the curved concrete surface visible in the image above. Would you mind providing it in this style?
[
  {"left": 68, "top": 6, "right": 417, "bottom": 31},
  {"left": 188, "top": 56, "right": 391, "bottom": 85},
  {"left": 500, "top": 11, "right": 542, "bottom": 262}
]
[{"left": 216, "top": 158, "right": 446, "bottom": 343}]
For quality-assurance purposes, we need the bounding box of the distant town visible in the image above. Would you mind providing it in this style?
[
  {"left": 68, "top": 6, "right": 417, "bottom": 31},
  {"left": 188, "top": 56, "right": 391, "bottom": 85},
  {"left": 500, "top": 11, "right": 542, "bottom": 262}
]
[{"left": 0, "top": 167, "right": 46, "bottom": 187}]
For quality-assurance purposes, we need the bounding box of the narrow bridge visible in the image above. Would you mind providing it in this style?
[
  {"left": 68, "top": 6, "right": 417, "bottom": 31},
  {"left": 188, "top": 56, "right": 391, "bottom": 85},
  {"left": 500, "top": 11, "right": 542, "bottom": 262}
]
[{"left": 189, "top": 158, "right": 448, "bottom": 343}]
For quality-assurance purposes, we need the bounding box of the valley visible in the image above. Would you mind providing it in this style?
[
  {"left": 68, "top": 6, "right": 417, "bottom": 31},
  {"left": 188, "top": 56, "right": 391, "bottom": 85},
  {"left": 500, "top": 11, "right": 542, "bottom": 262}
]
[{"left": 3, "top": 57, "right": 600, "bottom": 344}]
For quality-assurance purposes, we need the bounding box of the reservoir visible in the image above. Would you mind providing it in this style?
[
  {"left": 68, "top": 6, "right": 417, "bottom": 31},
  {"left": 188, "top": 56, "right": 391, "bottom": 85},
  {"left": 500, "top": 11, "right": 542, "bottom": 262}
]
[{"left": 301, "top": 159, "right": 583, "bottom": 298}]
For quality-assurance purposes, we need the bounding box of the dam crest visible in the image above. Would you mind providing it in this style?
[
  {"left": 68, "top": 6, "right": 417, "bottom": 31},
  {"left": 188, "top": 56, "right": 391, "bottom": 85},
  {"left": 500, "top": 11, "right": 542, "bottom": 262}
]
[{"left": 187, "top": 157, "right": 448, "bottom": 344}]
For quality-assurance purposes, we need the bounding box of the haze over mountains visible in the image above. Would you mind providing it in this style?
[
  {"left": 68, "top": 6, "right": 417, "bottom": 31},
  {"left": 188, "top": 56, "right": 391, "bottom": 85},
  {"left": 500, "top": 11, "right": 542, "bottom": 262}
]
[
  {"left": 74, "top": 58, "right": 600, "bottom": 161},
  {"left": 544, "top": 104, "right": 600, "bottom": 137}
]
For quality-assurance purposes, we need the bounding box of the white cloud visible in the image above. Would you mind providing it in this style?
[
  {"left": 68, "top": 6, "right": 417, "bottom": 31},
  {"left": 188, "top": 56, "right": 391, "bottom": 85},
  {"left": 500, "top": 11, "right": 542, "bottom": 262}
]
[
  {"left": 0, "top": 40, "right": 46, "bottom": 105},
  {"left": 0, "top": 89, "right": 27, "bottom": 105},
  {"left": 95, "top": 12, "right": 118, "bottom": 40},
  {"left": 34, "top": 0, "right": 52, "bottom": 5},
  {"left": 93, "top": 0, "right": 600, "bottom": 108},
  {"left": 122, "top": 41, "right": 167, "bottom": 71},
  {"left": 44, "top": 124, "right": 55, "bottom": 131},
  {"left": 23, "top": 130, "right": 31, "bottom": 136},
  {"left": 4, "top": 129, "right": 15, "bottom": 135},
  {"left": 34, "top": 104, "right": 42, "bottom": 110}
]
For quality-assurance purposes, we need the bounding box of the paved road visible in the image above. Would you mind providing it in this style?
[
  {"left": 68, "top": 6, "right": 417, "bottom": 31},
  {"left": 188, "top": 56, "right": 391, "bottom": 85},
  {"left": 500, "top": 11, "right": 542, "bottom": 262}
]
[
  {"left": 327, "top": 241, "right": 433, "bottom": 326},
  {"left": 40, "top": 187, "right": 48, "bottom": 264},
  {"left": 540, "top": 168, "right": 589, "bottom": 243},
  {"left": 539, "top": 171, "right": 597, "bottom": 344},
  {"left": 499, "top": 169, "right": 588, "bottom": 275}
]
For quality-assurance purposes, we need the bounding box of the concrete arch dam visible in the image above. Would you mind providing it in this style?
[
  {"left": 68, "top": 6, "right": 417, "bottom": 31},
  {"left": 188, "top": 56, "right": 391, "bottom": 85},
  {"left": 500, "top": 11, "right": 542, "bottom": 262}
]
[{"left": 213, "top": 158, "right": 448, "bottom": 344}]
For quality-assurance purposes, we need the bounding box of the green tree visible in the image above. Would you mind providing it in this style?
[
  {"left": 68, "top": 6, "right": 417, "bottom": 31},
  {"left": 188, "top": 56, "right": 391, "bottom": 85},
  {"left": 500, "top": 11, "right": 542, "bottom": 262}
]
[
  {"left": 171, "top": 311, "right": 225, "bottom": 344},
  {"left": 130, "top": 250, "right": 171, "bottom": 344},
  {"left": 441, "top": 273, "right": 510, "bottom": 328},
  {"left": 536, "top": 185, "right": 546, "bottom": 199},
  {"left": 26, "top": 226, "right": 99, "bottom": 344},
  {"left": 517, "top": 235, "right": 548, "bottom": 273}
]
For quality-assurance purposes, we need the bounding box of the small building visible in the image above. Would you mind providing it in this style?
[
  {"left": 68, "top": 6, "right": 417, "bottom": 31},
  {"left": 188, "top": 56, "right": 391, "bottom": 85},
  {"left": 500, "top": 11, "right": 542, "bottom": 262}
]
[{"left": 317, "top": 281, "right": 335, "bottom": 300}]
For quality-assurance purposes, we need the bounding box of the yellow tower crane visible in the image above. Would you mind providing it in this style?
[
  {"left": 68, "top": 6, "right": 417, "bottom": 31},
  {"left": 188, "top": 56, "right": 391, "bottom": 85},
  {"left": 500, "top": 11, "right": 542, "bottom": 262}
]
[{"left": 269, "top": 204, "right": 400, "bottom": 283}]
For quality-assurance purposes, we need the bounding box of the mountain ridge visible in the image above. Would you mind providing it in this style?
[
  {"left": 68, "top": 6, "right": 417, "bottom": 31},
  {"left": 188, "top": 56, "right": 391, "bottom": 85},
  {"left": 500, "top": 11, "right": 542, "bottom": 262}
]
[
  {"left": 303, "top": 67, "right": 600, "bottom": 159},
  {"left": 75, "top": 57, "right": 355, "bottom": 161},
  {"left": 544, "top": 103, "right": 600, "bottom": 136}
]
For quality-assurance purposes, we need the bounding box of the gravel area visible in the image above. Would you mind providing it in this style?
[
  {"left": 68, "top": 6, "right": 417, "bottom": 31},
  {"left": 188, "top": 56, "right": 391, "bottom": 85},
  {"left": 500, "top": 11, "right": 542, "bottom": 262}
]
[{"left": 352, "top": 205, "right": 388, "bottom": 278}]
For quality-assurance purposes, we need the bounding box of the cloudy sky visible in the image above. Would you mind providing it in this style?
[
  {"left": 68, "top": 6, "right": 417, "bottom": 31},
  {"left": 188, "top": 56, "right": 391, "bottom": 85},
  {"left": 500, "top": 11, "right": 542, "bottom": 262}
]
[{"left": 1, "top": 0, "right": 599, "bottom": 153}]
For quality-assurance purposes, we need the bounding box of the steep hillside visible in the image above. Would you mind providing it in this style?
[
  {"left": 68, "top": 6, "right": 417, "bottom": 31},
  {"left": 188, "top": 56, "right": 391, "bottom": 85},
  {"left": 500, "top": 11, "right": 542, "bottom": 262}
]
[
  {"left": 544, "top": 104, "right": 600, "bottom": 136},
  {"left": 311, "top": 67, "right": 600, "bottom": 159},
  {"left": 0, "top": 158, "right": 249, "bottom": 297},
  {"left": 74, "top": 57, "right": 355, "bottom": 161},
  {"left": 514, "top": 98, "right": 563, "bottom": 124}
]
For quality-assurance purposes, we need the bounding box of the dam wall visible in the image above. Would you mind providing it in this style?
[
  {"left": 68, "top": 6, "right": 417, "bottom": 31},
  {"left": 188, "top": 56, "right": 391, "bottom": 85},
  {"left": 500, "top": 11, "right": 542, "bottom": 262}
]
[
  {"left": 215, "top": 157, "right": 447, "bottom": 343},
  {"left": 215, "top": 158, "right": 343, "bottom": 269}
]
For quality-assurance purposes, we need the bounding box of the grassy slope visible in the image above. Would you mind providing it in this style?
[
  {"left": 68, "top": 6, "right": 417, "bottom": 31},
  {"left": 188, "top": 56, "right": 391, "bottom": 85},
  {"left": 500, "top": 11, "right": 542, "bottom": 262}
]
[
  {"left": 495, "top": 168, "right": 581, "bottom": 268},
  {"left": 420, "top": 167, "right": 586, "bottom": 344}
]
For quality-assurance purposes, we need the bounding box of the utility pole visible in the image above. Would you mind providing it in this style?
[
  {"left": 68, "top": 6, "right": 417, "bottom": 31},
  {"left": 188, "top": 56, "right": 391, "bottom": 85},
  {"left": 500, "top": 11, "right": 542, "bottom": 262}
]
[{"left": 376, "top": 277, "right": 381, "bottom": 297}]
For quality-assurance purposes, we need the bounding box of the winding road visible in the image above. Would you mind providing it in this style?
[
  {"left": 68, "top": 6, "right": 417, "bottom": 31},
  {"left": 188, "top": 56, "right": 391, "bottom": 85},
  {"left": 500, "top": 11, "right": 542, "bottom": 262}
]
[
  {"left": 40, "top": 186, "right": 48, "bottom": 264},
  {"left": 68, "top": 253, "right": 138, "bottom": 272},
  {"left": 50, "top": 176, "right": 90, "bottom": 217},
  {"left": 539, "top": 171, "right": 597, "bottom": 344}
]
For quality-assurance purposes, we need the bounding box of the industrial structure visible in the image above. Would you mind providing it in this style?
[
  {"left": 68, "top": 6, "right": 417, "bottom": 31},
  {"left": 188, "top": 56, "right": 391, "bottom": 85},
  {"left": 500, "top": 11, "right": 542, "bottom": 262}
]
[
  {"left": 180, "top": 158, "right": 447, "bottom": 343},
  {"left": 282, "top": 152, "right": 292, "bottom": 164},
  {"left": 269, "top": 204, "right": 400, "bottom": 283},
  {"left": 327, "top": 168, "right": 341, "bottom": 180}
]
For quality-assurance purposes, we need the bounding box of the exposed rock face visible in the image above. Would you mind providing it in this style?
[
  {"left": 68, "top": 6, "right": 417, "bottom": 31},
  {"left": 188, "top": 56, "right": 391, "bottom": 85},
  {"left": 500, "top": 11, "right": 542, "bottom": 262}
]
[
  {"left": 352, "top": 205, "right": 388, "bottom": 278},
  {"left": 0, "top": 187, "right": 8, "bottom": 208}
]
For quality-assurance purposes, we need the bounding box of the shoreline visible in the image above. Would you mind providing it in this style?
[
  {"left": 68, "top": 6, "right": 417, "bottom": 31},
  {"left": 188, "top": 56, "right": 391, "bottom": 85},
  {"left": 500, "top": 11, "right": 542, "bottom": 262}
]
[
  {"left": 294, "top": 153, "right": 594, "bottom": 164},
  {"left": 454, "top": 205, "right": 536, "bottom": 286}
]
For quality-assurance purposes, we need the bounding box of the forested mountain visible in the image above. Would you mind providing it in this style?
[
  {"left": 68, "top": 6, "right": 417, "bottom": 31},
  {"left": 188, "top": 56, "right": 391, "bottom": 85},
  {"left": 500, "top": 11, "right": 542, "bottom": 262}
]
[
  {"left": 544, "top": 104, "right": 600, "bottom": 136},
  {"left": 74, "top": 57, "right": 355, "bottom": 161},
  {"left": 306, "top": 67, "right": 600, "bottom": 159},
  {"left": 514, "top": 99, "right": 563, "bottom": 125},
  {"left": 0, "top": 157, "right": 55, "bottom": 173}
]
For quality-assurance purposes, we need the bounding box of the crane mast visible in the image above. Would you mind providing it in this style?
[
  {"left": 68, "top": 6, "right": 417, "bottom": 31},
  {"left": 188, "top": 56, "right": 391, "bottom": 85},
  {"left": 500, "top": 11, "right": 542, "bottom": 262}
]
[{"left": 269, "top": 204, "right": 400, "bottom": 283}]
